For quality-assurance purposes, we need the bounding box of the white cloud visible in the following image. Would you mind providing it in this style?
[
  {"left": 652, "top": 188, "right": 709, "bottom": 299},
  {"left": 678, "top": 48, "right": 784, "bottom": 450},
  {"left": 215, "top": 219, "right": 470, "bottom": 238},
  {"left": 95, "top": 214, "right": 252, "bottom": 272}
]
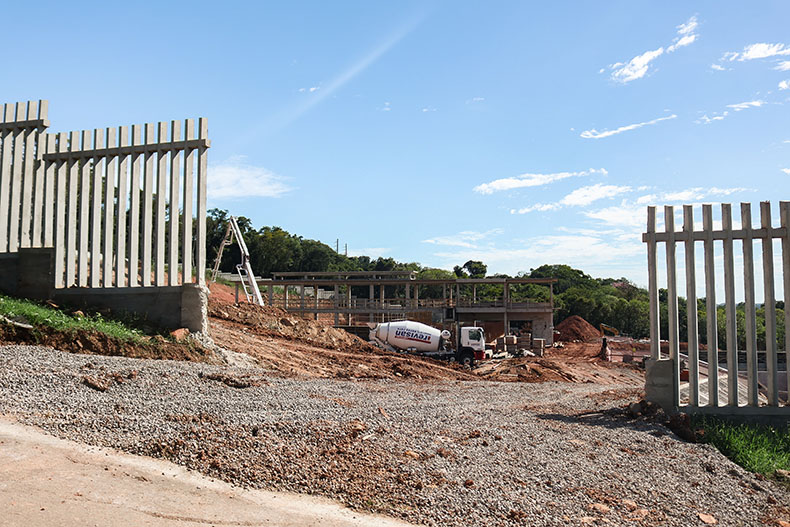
[
  {"left": 710, "top": 64, "right": 726, "bottom": 71},
  {"left": 676, "top": 16, "right": 698, "bottom": 36},
  {"left": 726, "top": 100, "right": 765, "bottom": 111},
  {"left": 473, "top": 168, "right": 607, "bottom": 195},
  {"left": 782, "top": 168, "right": 790, "bottom": 176},
  {"left": 466, "top": 97, "right": 485, "bottom": 104},
  {"left": 695, "top": 112, "right": 728, "bottom": 124},
  {"left": 776, "top": 61, "right": 790, "bottom": 71},
  {"left": 511, "top": 183, "right": 632, "bottom": 214},
  {"left": 635, "top": 187, "right": 749, "bottom": 205},
  {"left": 779, "top": 80, "right": 790, "bottom": 90},
  {"left": 607, "top": 16, "right": 698, "bottom": 83},
  {"left": 667, "top": 16, "right": 699, "bottom": 53},
  {"left": 580, "top": 114, "right": 676, "bottom": 139},
  {"left": 723, "top": 42, "right": 790, "bottom": 62},
  {"left": 208, "top": 159, "right": 293, "bottom": 200},
  {"left": 380, "top": 101, "right": 392, "bottom": 111},
  {"left": 422, "top": 229, "right": 504, "bottom": 249},
  {"left": 298, "top": 86, "right": 321, "bottom": 93},
  {"left": 667, "top": 34, "right": 696, "bottom": 53},
  {"left": 610, "top": 47, "right": 664, "bottom": 83},
  {"left": 421, "top": 106, "right": 437, "bottom": 113},
  {"left": 583, "top": 204, "right": 646, "bottom": 229},
  {"left": 347, "top": 247, "right": 391, "bottom": 258},
  {"left": 585, "top": 187, "right": 751, "bottom": 229},
  {"left": 428, "top": 234, "right": 644, "bottom": 277},
  {"left": 561, "top": 184, "right": 632, "bottom": 206}
]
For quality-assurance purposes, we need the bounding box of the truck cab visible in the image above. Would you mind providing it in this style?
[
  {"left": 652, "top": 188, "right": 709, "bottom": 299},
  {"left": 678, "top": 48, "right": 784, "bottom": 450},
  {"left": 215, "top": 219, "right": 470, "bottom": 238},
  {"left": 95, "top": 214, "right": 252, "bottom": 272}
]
[{"left": 456, "top": 326, "right": 486, "bottom": 367}]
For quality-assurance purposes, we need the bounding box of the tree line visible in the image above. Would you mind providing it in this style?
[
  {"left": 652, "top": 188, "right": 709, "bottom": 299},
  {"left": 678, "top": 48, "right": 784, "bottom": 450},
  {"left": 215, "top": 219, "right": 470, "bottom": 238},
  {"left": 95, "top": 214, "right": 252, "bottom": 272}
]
[{"left": 209, "top": 210, "right": 785, "bottom": 349}]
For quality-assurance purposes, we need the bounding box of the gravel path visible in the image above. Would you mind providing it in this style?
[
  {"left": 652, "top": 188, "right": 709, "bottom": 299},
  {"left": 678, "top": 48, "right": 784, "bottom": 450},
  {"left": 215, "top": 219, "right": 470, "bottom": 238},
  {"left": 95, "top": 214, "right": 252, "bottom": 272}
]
[{"left": 0, "top": 345, "right": 784, "bottom": 526}]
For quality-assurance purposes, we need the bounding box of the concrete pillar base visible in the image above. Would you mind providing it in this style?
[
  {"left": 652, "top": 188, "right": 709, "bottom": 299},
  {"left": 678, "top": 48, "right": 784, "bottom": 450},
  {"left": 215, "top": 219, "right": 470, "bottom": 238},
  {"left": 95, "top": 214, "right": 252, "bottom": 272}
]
[
  {"left": 181, "top": 283, "right": 209, "bottom": 334},
  {"left": 645, "top": 358, "right": 676, "bottom": 413}
]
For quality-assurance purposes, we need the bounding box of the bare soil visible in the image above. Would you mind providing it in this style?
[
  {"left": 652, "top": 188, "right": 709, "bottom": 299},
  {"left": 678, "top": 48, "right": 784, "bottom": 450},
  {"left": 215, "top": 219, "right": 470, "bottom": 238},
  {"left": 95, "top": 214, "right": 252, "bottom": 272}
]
[
  {"left": 0, "top": 322, "right": 215, "bottom": 363},
  {"left": 555, "top": 315, "right": 600, "bottom": 342},
  {"left": 207, "top": 283, "right": 644, "bottom": 386}
]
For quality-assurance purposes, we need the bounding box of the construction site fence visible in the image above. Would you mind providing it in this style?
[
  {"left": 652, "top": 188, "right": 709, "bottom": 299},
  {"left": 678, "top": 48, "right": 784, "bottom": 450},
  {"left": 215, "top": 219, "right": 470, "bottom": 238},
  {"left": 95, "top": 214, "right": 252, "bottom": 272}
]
[
  {"left": 644, "top": 202, "right": 790, "bottom": 412},
  {"left": 0, "top": 100, "right": 209, "bottom": 288}
]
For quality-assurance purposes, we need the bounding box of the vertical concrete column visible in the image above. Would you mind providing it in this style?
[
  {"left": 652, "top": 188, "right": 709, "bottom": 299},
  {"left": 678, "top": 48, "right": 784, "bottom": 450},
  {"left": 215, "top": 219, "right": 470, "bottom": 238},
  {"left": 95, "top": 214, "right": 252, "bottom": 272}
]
[
  {"left": 369, "top": 284, "right": 374, "bottom": 322},
  {"left": 284, "top": 286, "right": 289, "bottom": 309},
  {"left": 300, "top": 284, "right": 305, "bottom": 310},
  {"left": 315, "top": 286, "right": 319, "bottom": 321},
  {"left": 347, "top": 285, "right": 352, "bottom": 325},
  {"left": 473, "top": 285, "right": 476, "bottom": 303},
  {"left": 380, "top": 284, "right": 385, "bottom": 323},
  {"left": 268, "top": 284, "right": 273, "bottom": 306},
  {"left": 414, "top": 285, "right": 419, "bottom": 308},
  {"left": 334, "top": 284, "right": 339, "bottom": 325}
]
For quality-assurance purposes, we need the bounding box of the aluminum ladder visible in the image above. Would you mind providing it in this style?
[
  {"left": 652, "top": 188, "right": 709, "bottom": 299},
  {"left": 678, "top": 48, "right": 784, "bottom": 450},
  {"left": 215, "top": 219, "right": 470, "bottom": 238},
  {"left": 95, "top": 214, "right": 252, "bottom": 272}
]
[{"left": 210, "top": 216, "right": 265, "bottom": 306}]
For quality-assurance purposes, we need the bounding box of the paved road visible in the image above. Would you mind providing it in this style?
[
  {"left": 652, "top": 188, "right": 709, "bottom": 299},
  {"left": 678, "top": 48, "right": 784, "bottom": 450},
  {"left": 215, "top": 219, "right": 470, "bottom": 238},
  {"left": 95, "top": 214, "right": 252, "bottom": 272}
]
[{"left": 0, "top": 419, "right": 414, "bottom": 527}]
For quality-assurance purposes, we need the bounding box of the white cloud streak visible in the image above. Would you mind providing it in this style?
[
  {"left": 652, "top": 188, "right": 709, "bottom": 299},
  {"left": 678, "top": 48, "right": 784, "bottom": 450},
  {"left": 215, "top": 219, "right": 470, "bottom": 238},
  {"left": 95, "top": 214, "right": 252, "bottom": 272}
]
[
  {"left": 422, "top": 229, "right": 504, "bottom": 248},
  {"left": 610, "top": 48, "right": 664, "bottom": 83},
  {"left": 473, "top": 168, "right": 607, "bottom": 195},
  {"left": 208, "top": 159, "right": 293, "bottom": 200},
  {"left": 608, "top": 16, "right": 698, "bottom": 83},
  {"left": 580, "top": 114, "right": 676, "bottom": 139},
  {"left": 779, "top": 80, "right": 790, "bottom": 90},
  {"left": 511, "top": 184, "right": 632, "bottom": 214},
  {"left": 695, "top": 112, "right": 728, "bottom": 124},
  {"left": 776, "top": 61, "right": 790, "bottom": 71},
  {"left": 782, "top": 168, "right": 790, "bottom": 176},
  {"left": 723, "top": 43, "right": 790, "bottom": 62},
  {"left": 726, "top": 100, "right": 765, "bottom": 111}
]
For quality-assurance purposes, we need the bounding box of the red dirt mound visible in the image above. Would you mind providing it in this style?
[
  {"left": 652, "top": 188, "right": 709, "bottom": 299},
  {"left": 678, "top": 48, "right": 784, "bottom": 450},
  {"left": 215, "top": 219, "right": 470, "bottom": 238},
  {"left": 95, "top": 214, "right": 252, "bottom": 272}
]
[{"left": 555, "top": 315, "right": 600, "bottom": 342}]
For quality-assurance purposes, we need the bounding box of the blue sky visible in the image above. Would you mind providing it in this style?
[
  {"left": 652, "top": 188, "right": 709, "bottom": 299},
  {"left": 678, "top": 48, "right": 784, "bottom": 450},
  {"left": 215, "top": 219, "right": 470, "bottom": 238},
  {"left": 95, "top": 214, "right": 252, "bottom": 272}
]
[{"left": 3, "top": 1, "right": 790, "bottom": 288}]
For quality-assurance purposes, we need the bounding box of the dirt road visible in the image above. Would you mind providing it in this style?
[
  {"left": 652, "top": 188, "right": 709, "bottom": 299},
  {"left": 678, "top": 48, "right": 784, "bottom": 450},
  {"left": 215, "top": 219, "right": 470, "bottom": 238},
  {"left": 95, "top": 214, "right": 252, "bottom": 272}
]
[{"left": 0, "top": 419, "right": 414, "bottom": 527}]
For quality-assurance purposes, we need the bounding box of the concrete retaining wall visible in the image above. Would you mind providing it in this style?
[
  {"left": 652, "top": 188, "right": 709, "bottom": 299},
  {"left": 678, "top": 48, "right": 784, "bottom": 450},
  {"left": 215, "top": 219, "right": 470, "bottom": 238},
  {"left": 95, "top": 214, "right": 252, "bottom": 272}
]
[{"left": 0, "top": 249, "right": 208, "bottom": 333}]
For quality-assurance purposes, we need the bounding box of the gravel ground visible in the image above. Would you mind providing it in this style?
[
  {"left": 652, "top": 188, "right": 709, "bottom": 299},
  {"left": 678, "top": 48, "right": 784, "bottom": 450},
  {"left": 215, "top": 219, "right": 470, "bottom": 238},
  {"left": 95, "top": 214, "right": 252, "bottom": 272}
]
[{"left": 0, "top": 344, "right": 785, "bottom": 526}]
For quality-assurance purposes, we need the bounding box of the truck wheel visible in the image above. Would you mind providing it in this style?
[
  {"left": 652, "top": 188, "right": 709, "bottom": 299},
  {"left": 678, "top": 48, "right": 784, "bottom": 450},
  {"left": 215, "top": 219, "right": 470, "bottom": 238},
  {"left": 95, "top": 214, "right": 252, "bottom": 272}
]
[{"left": 458, "top": 350, "right": 475, "bottom": 369}]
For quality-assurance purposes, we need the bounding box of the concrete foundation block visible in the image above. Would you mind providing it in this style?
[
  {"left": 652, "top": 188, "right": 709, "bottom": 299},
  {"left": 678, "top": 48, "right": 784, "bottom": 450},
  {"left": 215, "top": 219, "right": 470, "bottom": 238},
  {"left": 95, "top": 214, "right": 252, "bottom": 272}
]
[
  {"left": 181, "top": 283, "right": 209, "bottom": 334},
  {"left": 0, "top": 254, "right": 20, "bottom": 296},
  {"left": 645, "top": 358, "right": 676, "bottom": 413},
  {"left": 17, "top": 249, "right": 55, "bottom": 300}
]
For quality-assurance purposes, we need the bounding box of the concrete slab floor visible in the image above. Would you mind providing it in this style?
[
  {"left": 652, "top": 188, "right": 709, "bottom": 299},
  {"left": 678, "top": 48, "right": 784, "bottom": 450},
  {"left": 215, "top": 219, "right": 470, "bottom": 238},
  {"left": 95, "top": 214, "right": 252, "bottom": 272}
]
[{"left": 0, "top": 419, "right": 415, "bottom": 527}]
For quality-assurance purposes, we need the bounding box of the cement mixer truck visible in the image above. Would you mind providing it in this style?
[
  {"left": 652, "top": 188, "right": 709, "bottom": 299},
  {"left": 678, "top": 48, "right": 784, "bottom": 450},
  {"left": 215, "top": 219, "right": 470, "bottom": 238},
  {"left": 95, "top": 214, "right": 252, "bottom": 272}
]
[{"left": 367, "top": 320, "right": 487, "bottom": 367}]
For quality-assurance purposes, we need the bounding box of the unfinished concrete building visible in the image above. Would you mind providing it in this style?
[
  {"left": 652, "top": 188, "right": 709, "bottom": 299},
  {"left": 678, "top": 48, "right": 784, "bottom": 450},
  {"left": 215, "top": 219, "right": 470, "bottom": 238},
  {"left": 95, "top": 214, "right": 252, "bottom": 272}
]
[{"left": 228, "top": 271, "right": 557, "bottom": 345}]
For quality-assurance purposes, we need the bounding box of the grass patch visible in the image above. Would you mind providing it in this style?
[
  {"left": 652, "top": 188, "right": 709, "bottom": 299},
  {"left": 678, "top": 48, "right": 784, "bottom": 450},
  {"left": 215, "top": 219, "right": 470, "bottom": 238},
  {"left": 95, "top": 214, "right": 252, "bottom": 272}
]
[
  {"left": 0, "top": 294, "right": 144, "bottom": 343},
  {"left": 694, "top": 415, "right": 790, "bottom": 477}
]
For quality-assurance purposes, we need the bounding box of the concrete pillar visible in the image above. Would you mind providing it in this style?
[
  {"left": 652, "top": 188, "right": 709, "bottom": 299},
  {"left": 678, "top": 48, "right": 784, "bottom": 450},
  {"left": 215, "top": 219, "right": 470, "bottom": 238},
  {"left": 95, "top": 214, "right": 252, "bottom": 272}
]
[
  {"left": 300, "top": 285, "right": 305, "bottom": 310},
  {"left": 315, "top": 287, "right": 319, "bottom": 321},
  {"left": 380, "top": 284, "right": 385, "bottom": 323},
  {"left": 369, "top": 284, "right": 374, "bottom": 322},
  {"left": 284, "top": 286, "right": 289, "bottom": 309},
  {"left": 645, "top": 358, "right": 677, "bottom": 413},
  {"left": 181, "top": 283, "right": 209, "bottom": 333},
  {"left": 346, "top": 285, "right": 352, "bottom": 326},
  {"left": 473, "top": 285, "right": 476, "bottom": 303},
  {"left": 334, "top": 284, "right": 339, "bottom": 325},
  {"left": 415, "top": 285, "right": 419, "bottom": 308},
  {"left": 268, "top": 284, "right": 273, "bottom": 306}
]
